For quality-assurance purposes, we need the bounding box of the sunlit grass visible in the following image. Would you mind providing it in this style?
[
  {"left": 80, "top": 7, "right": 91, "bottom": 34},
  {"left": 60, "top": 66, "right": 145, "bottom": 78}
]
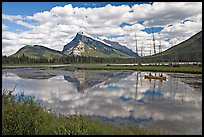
[{"left": 76, "top": 65, "right": 202, "bottom": 74}]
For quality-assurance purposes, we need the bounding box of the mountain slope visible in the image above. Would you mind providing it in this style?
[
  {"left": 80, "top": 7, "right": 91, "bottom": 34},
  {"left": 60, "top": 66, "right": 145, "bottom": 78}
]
[
  {"left": 67, "top": 41, "right": 131, "bottom": 58},
  {"left": 62, "top": 32, "right": 136, "bottom": 58},
  {"left": 145, "top": 31, "right": 202, "bottom": 62},
  {"left": 11, "top": 45, "right": 65, "bottom": 59},
  {"left": 103, "top": 39, "right": 138, "bottom": 57}
]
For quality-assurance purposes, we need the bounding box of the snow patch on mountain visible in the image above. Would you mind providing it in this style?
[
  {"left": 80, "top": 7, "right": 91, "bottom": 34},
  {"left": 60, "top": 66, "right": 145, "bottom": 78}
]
[{"left": 77, "top": 32, "right": 112, "bottom": 47}]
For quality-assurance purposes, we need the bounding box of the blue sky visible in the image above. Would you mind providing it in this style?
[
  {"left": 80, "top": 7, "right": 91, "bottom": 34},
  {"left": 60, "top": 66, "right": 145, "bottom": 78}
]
[{"left": 2, "top": 2, "right": 202, "bottom": 56}]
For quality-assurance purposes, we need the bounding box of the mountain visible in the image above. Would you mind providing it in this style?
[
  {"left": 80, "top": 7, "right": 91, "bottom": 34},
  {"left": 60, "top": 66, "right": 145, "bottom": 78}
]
[
  {"left": 144, "top": 31, "right": 202, "bottom": 62},
  {"left": 11, "top": 45, "right": 65, "bottom": 59},
  {"left": 103, "top": 39, "right": 138, "bottom": 57},
  {"left": 62, "top": 32, "right": 137, "bottom": 58}
]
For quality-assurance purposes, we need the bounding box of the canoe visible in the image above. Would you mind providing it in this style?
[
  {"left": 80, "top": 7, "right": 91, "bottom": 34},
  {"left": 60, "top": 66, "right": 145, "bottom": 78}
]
[{"left": 144, "top": 75, "right": 166, "bottom": 81}]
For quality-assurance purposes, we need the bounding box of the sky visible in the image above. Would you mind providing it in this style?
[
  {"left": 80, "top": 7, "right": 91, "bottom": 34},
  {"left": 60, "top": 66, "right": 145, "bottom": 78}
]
[{"left": 2, "top": 2, "right": 202, "bottom": 56}]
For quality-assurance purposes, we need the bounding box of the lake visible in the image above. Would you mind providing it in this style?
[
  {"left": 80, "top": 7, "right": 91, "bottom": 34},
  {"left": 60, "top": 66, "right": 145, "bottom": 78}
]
[{"left": 2, "top": 66, "right": 202, "bottom": 135}]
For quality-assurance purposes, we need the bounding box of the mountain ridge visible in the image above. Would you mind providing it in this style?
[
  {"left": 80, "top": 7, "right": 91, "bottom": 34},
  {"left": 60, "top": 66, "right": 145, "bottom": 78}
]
[
  {"left": 11, "top": 45, "right": 66, "bottom": 59},
  {"left": 9, "top": 31, "right": 202, "bottom": 62},
  {"left": 62, "top": 32, "right": 137, "bottom": 58},
  {"left": 144, "top": 31, "right": 202, "bottom": 62}
]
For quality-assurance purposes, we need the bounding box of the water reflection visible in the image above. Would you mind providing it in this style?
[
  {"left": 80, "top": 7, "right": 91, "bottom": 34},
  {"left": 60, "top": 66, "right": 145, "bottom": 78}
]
[
  {"left": 2, "top": 68, "right": 202, "bottom": 135},
  {"left": 63, "top": 70, "right": 134, "bottom": 93}
]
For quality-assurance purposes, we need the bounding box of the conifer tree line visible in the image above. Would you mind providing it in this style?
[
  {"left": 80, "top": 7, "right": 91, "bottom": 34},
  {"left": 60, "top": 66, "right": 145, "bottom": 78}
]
[
  {"left": 2, "top": 54, "right": 137, "bottom": 64},
  {"left": 2, "top": 52, "right": 201, "bottom": 64}
]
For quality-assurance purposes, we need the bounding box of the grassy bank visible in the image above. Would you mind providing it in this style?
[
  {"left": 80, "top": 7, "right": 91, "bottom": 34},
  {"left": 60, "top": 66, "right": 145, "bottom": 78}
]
[
  {"left": 2, "top": 63, "right": 64, "bottom": 67},
  {"left": 2, "top": 90, "right": 163, "bottom": 135},
  {"left": 76, "top": 65, "right": 202, "bottom": 74}
]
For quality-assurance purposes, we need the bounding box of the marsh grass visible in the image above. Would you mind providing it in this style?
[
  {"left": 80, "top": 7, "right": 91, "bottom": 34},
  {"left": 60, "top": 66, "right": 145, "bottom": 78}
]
[
  {"left": 2, "top": 89, "right": 164, "bottom": 135},
  {"left": 76, "top": 65, "right": 202, "bottom": 74}
]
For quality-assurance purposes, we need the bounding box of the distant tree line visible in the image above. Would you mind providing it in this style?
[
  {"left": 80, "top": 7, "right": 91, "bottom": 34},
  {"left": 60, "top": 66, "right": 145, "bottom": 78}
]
[
  {"left": 2, "top": 52, "right": 202, "bottom": 65},
  {"left": 142, "top": 52, "right": 202, "bottom": 63},
  {"left": 2, "top": 54, "right": 138, "bottom": 64}
]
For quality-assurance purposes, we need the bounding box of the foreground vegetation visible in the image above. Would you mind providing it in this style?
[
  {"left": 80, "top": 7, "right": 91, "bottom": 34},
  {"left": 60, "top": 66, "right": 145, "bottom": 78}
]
[
  {"left": 76, "top": 64, "right": 202, "bottom": 74},
  {"left": 2, "top": 90, "right": 163, "bottom": 135}
]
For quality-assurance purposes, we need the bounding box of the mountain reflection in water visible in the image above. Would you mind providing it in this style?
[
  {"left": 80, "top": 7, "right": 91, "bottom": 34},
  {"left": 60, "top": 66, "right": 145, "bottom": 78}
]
[
  {"left": 64, "top": 71, "right": 134, "bottom": 93},
  {"left": 2, "top": 68, "right": 202, "bottom": 135}
]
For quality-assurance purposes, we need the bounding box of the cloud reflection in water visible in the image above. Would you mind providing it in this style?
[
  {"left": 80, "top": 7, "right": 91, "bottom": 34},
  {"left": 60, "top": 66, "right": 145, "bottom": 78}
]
[{"left": 2, "top": 69, "right": 202, "bottom": 135}]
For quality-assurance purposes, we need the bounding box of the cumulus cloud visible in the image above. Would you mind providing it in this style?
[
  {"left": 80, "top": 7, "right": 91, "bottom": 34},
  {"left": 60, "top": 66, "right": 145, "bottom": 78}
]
[
  {"left": 2, "top": 31, "right": 19, "bottom": 40},
  {"left": 50, "top": 4, "right": 74, "bottom": 16},
  {"left": 2, "top": 2, "right": 202, "bottom": 56},
  {"left": 2, "top": 24, "right": 7, "bottom": 30},
  {"left": 132, "top": 2, "right": 202, "bottom": 27},
  {"left": 15, "top": 20, "right": 35, "bottom": 28},
  {"left": 2, "top": 14, "right": 23, "bottom": 22}
]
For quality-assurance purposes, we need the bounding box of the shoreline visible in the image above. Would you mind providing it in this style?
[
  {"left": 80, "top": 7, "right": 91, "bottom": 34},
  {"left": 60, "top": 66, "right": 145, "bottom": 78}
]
[
  {"left": 2, "top": 63, "right": 202, "bottom": 74},
  {"left": 75, "top": 65, "right": 202, "bottom": 74}
]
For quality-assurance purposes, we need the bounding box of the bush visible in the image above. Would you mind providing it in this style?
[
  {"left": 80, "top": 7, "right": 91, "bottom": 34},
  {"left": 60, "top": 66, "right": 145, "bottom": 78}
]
[{"left": 2, "top": 93, "right": 44, "bottom": 135}]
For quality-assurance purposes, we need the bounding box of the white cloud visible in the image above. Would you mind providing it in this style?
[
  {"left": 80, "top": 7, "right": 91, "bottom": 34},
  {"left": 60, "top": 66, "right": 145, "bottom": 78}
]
[
  {"left": 131, "top": 23, "right": 145, "bottom": 30},
  {"left": 2, "top": 24, "right": 7, "bottom": 30},
  {"left": 131, "top": 2, "right": 202, "bottom": 27},
  {"left": 160, "top": 13, "right": 202, "bottom": 47},
  {"left": 87, "top": 27, "right": 125, "bottom": 36},
  {"left": 15, "top": 20, "right": 35, "bottom": 28},
  {"left": 110, "top": 31, "right": 156, "bottom": 55},
  {"left": 92, "top": 4, "right": 131, "bottom": 21},
  {"left": 27, "top": 11, "right": 53, "bottom": 24},
  {"left": 2, "top": 44, "right": 23, "bottom": 55},
  {"left": 2, "top": 2, "right": 202, "bottom": 56},
  {"left": 2, "top": 14, "right": 23, "bottom": 22},
  {"left": 2, "top": 31, "right": 18, "bottom": 40},
  {"left": 50, "top": 4, "right": 74, "bottom": 16}
]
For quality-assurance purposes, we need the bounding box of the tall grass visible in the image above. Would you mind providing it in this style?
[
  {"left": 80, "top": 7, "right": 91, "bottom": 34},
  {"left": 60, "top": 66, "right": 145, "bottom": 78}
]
[
  {"left": 2, "top": 89, "right": 163, "bottom": 135},
  {"left": 76, "top": 65, "right": 202, "bottom": 74}
]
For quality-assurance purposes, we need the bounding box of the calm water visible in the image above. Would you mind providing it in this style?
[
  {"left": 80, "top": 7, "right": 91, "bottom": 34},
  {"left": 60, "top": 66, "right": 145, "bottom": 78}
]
[{"left": 2, "top": 66, "right": 202, "bottom": 135}]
